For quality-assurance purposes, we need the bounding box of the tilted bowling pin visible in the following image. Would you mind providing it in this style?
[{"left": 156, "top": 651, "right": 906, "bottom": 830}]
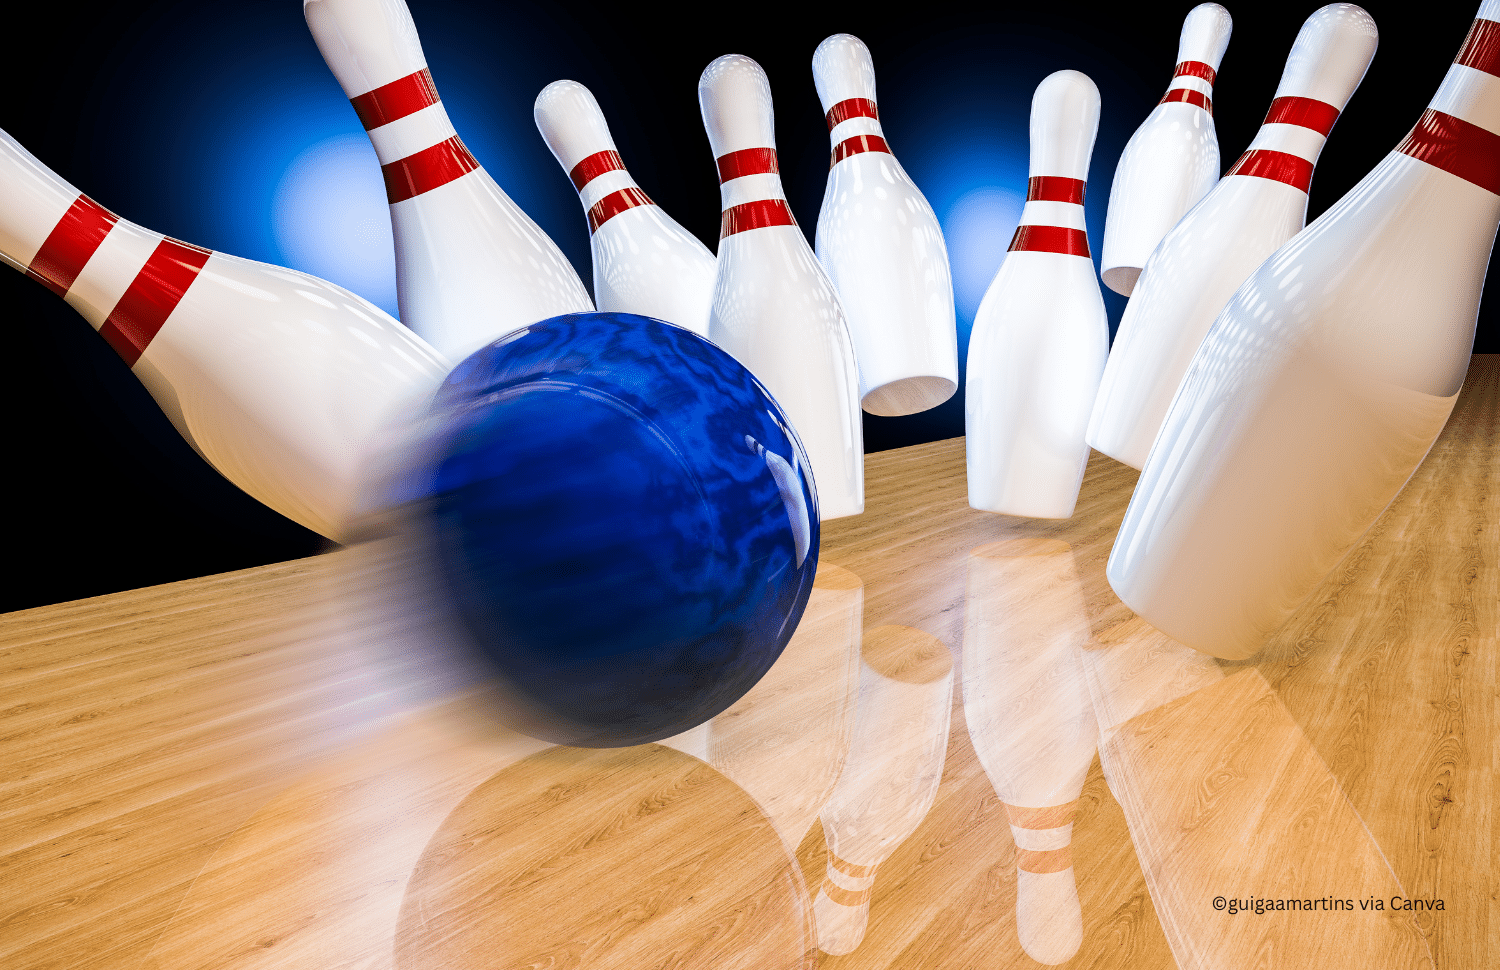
[
  {"left": 304, "top": 0, "right": 592, "bottom": 362},
  {"left": 811, "top": 34, "right": 958, "bottom": 417},
  {"left": 965, "top": 71, "right": 1109, "bottom": 519},
  {"left": 1089, "top": 4, "right": 1378, "bottom": 470},
  {"left": 813, "top": 626, "right": 952, "bottom": 955},
  {"left": 0, "top": 128, "right": 450, "bottom": 542},
  {"left": 1110, "top": 2, "right": 1500, "bottom": 661},
  {"left": 963, "top": 539, "right": 1098, "bottom": 965},
  {"left": 699, "top": 54, "right": 864, "bottom": 520},
  {"left": 1100, "top": 3, "right": 1232, "bottom": 296},
  {"left": 533, "top": 80, "right": 716, "bottom": 336}
]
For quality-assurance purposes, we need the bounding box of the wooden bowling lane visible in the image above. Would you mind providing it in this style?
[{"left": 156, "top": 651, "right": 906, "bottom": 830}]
[{"left": 3, "top": 357, "right": 1497, "bottom": 969}]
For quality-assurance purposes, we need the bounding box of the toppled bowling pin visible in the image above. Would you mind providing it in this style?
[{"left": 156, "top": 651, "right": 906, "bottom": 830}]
[
  {"left": 534, "top": 80, "right": 716, "bottom": 336},
  {"left": 965, "top": 70, "right": 1109, "bottom": 519},
  {"left": 1110, "top": 2, "right": 1500, "bottom": 660},
  {"left": 1101, "top": 3, "right": 1232, "bottom": 295},
  {"left": 812, "top": 33, "right": 958, "bottom": 416},
  {"left": 0, "top": 128, "right": 449, "bottom": 542},
  {"left": 1089, "top": 4, "right": 1377, "bottom": 470},
  {"left": 304, "top": 0, "right": 592, "bottom": 361},
  {"left": 699, "top": 54, "right": 865, "bottom": 520}
]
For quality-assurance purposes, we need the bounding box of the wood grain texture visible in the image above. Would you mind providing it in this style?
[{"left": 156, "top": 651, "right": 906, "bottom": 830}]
[{"left": 3, "top": 357, "right": 1497, "bottom": 970}]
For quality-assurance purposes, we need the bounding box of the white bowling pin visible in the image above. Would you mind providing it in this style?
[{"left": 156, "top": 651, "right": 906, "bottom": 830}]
[
  {"left": 811, "top": 34, "right": 959, "bottom": 417},
  {"left": 965, "top": 71, "right": 1109, "bottom": 519},
  {"left": 304, "top": 0, "right": 592, "bottom": 362},
  {"left": 813, "top": 625, "right": 953, "bottom": 956},
  {"left": 707, "top": 561, "right": 863, "bottom": 854},
  {"left": 1100, "top": 3, "right": 1232, "bottom": 296},
  {"left": 964, "top": 539, "right": 1099, "bottom": 967},
  {"left": 533, "top": 80, "right": 716, "bottom": 336},
  {"left": 1089, "top": 4, "right": 1378, "bottom": 470},
  {"left": 699, "top": 54, "right": 864, "bottom": 520},
  {"left": 0, "top": 128, "right": 450, "bottom": 542},
  {"left": 1110, "top": 2, "right": 1500, "bottom": 661}
]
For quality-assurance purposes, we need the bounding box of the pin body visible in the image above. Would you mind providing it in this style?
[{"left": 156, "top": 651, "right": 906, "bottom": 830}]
[
  {"left": 1090, "top": 4, "right": 1378, "bottom": 470},
  {"left": 966, "top": 71, "right": 1108, "bottom": 520},
  {"left": 1110, "top": 4, "right": 1500, "bottom": 660},
  {"left": 304, "top": 0, "right": 592, "bottom": 362},
  {"left": 0, "top": 129, "right": 450, "bottom": 542},
  {"left": 1100, "top": 3, "right": 1231, "bottom": 296},
  {"left": 812, "top": 34, "right": 958, "bottom": 417},
  {"left": 534, "top": 81, "right": 716, "bottom": 336},
  {"left": 699, "top": 54, "right": 864, "bottom": 520}
]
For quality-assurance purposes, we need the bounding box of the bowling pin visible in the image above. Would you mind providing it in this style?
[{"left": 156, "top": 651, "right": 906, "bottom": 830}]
[
  {"left": 0, "top": 128, "right": 450, "bottom": 543},
  {"left": 811, "top": 34, "right": 959, "bottom": 417},
  {"left": 304, "top": 0, "right": 592, "bottom": 362},
  {"left": 1109, "top": 2, "right": 1500, "bottom": 660},
  {"left": 699, "top": 54, "right": 864, "bottom": 520},
  {"left": 707, "top": 561, "right": 863, "bottom": 853},
  {"left": 813, "top": 625, "right": 952, "bottom": 955},
  {"left": 1100, "top": 3, "right": 1232, "bottom": 296},
  {"left": 963, "top": 539, "right": 1098, "bottom": 965},
  {"left": 1089, "top": 5, "right": 1377, "bottom": 470},
  {"left": 965, "top": 71, "right": 1109, "bottom": 519},
  {"left": 533, "top": 80, "right": 717, "bottom": 336}
]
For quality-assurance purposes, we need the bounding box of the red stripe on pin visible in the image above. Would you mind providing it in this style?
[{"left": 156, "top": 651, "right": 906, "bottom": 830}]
[
  {"left": 1224, "top": 149, "right": 1315, "bottom": 192},
  {"left": 588, "top": 187, "right": 653, "bottom": 233},
  {"left": 1398, "top": 108, "right": 1500, "bottom": 196},
  {"left": 98, "top": 238, "right": 211, "bottom": 367},
  {"left": 825, "top": 97, "right": 879, "bottom": 131},
  {"left": 1160, "top": 88, "right": 1213, "bottom": 115},
  {"left": 720, "top": 198, "right": 796, "bottom": 238},
  {"left": 27, "top": 194, "right": 119, "bottom": 297},
  {"left": 831, "top": 134, "right": 891, "bottom": 166},
  {"left": 716, "top": 148, "right": 778, "bottom": 183},
  {"left": 382, "top": 136, "right": 481, "bottom": 203},
  {"left": 1263, "top": 96, "right": 1340, "bottom": 136},
  {"left": 1457, "top": 18, "right": 1500, "bottom": 78},
  {"left": 1174, "top": 60, "right": 1218, "bottom": 86},
  {"left": 349, "top": 69, "right": 441, "bottom": 130},
  {"left": 1026, "top": 176, "right": 1085, "bottom": 204},
  {"left": 569, "top": 150, "right": 626, "bottom": 191},
  {"left": 1008, "top": 225, "right": 1090, "bottom": 257}
]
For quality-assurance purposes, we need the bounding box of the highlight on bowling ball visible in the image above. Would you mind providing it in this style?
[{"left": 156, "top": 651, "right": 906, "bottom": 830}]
[{"left": 398, "top": 312, "right": 820, "bottom": 748}]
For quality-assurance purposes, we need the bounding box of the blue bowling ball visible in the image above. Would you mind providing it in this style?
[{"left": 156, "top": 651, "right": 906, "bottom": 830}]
[{"left": 415, "top": 312, "right": 819, "bottom": 748}]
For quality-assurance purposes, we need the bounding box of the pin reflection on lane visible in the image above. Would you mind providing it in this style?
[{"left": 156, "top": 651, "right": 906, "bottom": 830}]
[
  {"left": 812, "top": 625, "right": 953, "bottom": 956},
  {"left": 964, "top": 538, "right": 1097, "bottom": 965}
]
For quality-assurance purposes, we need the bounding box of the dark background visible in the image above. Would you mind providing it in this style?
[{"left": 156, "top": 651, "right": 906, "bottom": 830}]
[{"left": 0, "top": 1, "right": 1485, "bottom": 610}]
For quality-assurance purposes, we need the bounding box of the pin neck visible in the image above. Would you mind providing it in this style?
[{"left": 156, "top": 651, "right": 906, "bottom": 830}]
[
  {"left": 825, "top": 98, "right": 879, "bottom": 130},
  {"left": 1394, "top": 16, "right": 1500, "bottom": 197},
  {"left": 568, "top": 150, "right": 652, "bottom": 235},
  {"left": 1161, "top": 60, "right": 1215, "bottom": 115},
  {"left": 1009, "top": 177, "right": 1090, "bottom": 258},
  {"left": 349, "top": 68, "right": 439, "bottom": 130},
  {"left": 717, "top": 147, "right": 779, "bottom": 183}
]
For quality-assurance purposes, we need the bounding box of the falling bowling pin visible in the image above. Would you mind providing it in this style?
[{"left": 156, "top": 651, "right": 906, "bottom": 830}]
[
  {"left": 965, "top": 70, "right": 1109, "bottom": 519},
  {"left": 1110, "top": 2, "right": 1500, "bottom": 660},
  {"left": 699, "top": 54, "right": 864, "bottom": 520},
  {"left": 304, "top": 0, "right": 593, "bottom": 362},
  {"left": 963, "top": 538, "right": 1098, "bottom": 965},
  {"left": 1100, "top": 3, "right": 1232, "bottom": 296},
  {"left": 0, "top": 128, "right": 450, "bottom": 542},
  {"left": 1089, "top": 4, "right": 1378, "bottom": 470},
  {"left": 811, "top": 33, "right": 959, "bottom": 416},
  {"left": 533, "top": 80, "right": 716, "bottom": 336},
  {"left": 813, "top": 625, "right": 953, "bottom": 955}
]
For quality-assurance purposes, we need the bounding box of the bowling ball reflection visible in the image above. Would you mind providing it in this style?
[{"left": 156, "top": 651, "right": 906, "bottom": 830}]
[{"left": 414, "top": 312, "right": 818, "bottom": 747}]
